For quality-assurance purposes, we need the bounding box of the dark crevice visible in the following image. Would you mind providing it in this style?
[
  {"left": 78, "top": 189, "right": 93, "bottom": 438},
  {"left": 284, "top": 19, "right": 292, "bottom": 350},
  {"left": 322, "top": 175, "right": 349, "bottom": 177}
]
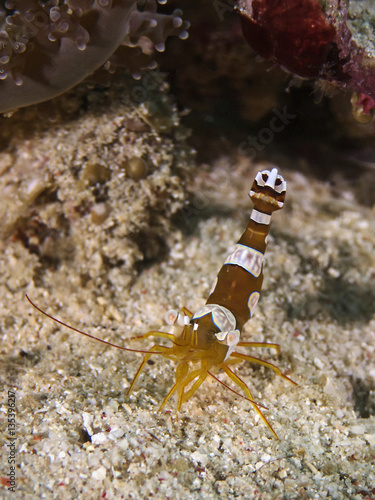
[
  {"left": 78, "top": 428, "right": 92, "bottom": 444},
  {"left": 132, "top": 229, "right": 170, "bottom": 273},
  {"left": 351, "top": 377, "right": 375, "bottom": 418}
]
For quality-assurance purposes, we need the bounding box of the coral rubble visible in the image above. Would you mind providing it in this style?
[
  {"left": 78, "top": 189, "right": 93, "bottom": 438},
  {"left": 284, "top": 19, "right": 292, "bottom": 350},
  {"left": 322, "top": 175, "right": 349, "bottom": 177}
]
[{"left": 0, "top": 81, "right": 193, "bottom": 288}]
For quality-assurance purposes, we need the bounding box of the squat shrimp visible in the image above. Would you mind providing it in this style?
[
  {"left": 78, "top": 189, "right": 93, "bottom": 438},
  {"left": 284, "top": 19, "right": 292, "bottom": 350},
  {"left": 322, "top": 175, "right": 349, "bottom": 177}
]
[{"left": 26, "top": 167, "right": 296, "bottom": 438}]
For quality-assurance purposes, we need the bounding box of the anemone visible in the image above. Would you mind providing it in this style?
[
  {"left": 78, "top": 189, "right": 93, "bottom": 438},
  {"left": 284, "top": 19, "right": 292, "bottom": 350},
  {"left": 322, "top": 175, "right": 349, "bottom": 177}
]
[{"left": 0, "top": 0, "right": 188, "bottom": 113}]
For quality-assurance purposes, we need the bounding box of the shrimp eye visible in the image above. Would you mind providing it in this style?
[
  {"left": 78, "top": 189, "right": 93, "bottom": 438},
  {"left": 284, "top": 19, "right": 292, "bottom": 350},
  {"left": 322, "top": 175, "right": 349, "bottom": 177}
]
[
  {"left": 275, "top": 177, "right": 282, "bottom": 186},
  {"left": 262, "top": 173, "right": 268, "bottom": 182}
]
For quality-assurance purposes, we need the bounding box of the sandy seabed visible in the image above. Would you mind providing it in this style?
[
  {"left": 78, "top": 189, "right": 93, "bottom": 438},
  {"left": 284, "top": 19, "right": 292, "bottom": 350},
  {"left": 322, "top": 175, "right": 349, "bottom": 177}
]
[{"left": 0, "top": 89, "right": 375, "bottom": 499}]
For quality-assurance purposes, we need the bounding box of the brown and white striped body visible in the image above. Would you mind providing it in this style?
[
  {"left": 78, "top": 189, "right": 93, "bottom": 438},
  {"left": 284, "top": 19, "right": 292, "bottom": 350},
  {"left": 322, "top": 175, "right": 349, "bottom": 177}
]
[{"left": 190, "top": 168, "right": 286, "bottom": 361}]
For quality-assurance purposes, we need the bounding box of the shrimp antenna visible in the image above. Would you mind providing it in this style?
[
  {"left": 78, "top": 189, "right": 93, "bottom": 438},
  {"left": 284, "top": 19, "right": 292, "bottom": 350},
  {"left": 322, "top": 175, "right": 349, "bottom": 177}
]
[{"left": 25, "top": 294, "right": 162, "bottom": 355}]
